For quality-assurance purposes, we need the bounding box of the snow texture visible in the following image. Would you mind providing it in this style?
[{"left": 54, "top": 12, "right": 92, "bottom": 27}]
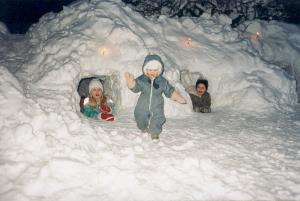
[
  {"left": 0, "top": 22, "right": 8, "bottom": 34},
  {"left": 0, "top": 0, "right": 300, "bottom": 200},
  {"left": 240, "top": 20, "right": 300, "bottom": 100}
]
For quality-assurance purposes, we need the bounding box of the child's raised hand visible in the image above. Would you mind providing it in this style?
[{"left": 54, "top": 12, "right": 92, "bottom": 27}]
[
  {"left": 125, "top": 72, "right": 134, "bottom": 80},
  {"left": 125, "top": 72, "right": 136, "bottom": 89}
]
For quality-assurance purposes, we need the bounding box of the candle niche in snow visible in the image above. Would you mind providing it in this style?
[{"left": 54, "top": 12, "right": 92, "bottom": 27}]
[
  {"left": 184, "top": 37, "right": 193, "bottom": 48},
  {"left": 250, "top": 31, "right": 262, "bottom": 42},
  {"left": 256, "top": 32, "right": 261, "bottom": 39},
  {"left": 98, "top": 47, "right": 110, "bottom": 57}
]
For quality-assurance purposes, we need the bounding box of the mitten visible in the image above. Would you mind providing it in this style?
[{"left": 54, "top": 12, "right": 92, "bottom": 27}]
[
  {"left": 99, "top": 104, "right": 112, "bottom": 113},
  {"left": 99, "top": 112, "right": 114, "bottom": 121}
]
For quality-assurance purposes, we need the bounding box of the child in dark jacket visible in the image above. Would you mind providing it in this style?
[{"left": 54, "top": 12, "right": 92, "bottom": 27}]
[
  {"left": 125, "top": 54, "right": 186, "bottom": 140},
  {"left": 80, "top": 79, "right": 114, "bottom": 121},
  {"left": 188, "top": 79, "right": 211, "bottom": 113}
]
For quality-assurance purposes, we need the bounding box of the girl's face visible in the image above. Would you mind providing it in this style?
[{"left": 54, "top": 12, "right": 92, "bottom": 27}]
[
  {"left": 91, "top": 87, "right": 102, "bottom": 101},
  {"left": 146, "top": 69, "right": 159, "bottom": 80},
  {"left": 196, "top": 83, "right": 206, "bottom": 96}
]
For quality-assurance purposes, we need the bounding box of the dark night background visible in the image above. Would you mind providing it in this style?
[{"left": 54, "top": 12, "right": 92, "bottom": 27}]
[
  {"left": 0, "top": 0, "right": 77, "bottom": 33},
  {"left": 0, "top": 0, "right": 299, "bottom": 34}
]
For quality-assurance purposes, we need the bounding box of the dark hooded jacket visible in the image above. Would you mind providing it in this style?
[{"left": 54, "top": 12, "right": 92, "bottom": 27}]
[{"left": 187, "top": 87, "right": 211, "bottom": 113}]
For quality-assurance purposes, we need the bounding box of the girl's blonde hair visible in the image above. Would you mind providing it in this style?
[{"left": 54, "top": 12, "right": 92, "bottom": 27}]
[{"left": 88, "top": 91, "right": 107, "bottom": 108}]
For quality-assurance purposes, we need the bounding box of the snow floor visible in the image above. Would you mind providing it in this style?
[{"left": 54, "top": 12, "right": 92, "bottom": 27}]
[{"left": 1, "top": 106, "right": 300, "bottom": 201}]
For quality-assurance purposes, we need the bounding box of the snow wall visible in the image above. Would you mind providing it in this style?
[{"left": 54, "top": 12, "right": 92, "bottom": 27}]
[
  {"left": 242, "top": 21, "right": 300, "bottom": 102},
  {"left": 0, "top": 22, "right": 8, "bottom": 35},
  {"left": 14, "top": 0, "right": 298, "bottom": 116}
]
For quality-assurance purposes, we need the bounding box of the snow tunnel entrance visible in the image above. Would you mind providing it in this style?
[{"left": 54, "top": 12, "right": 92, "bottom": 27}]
[
  {"left": 77, "top": 74, "right": 121, "bottom": 114},
  {"left": 180, "top": 69, "right": 206, "bottom": 91},
  {"left": 179, "top": 69, "right": 212, "bottom": 113}
]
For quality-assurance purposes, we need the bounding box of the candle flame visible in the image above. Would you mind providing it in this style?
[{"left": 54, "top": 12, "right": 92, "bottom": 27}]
[
  {"left": 249, "top": 31, "right": 262, "bottom": 42},
  {"left": 98, "top": 47, "right": 109, "bottom": 56},
  {"left": 184, "top": 37, "right": 192, "bottom": 48}
]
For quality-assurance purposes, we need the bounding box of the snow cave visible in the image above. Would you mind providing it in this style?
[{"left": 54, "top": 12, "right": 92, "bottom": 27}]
[
  {"left": 11, "top": 0, "right": 296, "bottom": 119},
  {"left": 1, "top": 0, "right": 300, "bottom": 200}
]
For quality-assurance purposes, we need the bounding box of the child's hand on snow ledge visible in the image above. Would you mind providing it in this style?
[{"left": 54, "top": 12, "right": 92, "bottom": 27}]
[
  {"left": 171, "top": 91, "right": 187, "bottom": 104},
  {"left": 125, "top": 72, "right": 136, "bottom": 89}
]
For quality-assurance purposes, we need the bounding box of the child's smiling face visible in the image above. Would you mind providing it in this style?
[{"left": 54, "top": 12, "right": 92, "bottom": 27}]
[
  {"left": 91, "top": 87, "right": 102, "bottom": 101},
  {"left": 146, "top": 69, "right": 159, "bottom": 80},
  {"left": 196, "top": 83, "right": 206, "bottom": 96}
]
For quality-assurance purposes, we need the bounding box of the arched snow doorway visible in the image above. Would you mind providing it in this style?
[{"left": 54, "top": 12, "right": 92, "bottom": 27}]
[
  {"left": 179, "top": 69, "right": 211, "bottom": 113},
  {"left": 77, "top": 74, "right": 121, "bottom": 114},
  {"left": 180, "top": 69, "right": 206, "bottom": 91}
]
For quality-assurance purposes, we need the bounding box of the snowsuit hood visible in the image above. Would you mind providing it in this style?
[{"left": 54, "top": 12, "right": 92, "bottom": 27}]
[{"left": 142, "top": 54, "right": 164, "bottom": 76}]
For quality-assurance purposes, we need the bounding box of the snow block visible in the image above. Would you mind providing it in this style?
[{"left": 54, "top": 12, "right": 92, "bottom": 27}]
[
  {"left": 217, "top": 14, "right": 232, "bottom": 25},
  {"left": 245, "top": 21, "right": 263, "bottom": 35}
]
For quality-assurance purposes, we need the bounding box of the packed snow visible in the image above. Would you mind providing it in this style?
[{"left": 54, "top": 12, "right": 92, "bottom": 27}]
[
  {"left": 242, "top": 20, "right": 300, "bottom": 98},
  {"left": 0, "top": 0, "right": 300, "bottom": 200}
]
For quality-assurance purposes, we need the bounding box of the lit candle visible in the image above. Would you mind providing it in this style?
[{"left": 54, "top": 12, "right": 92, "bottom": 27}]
[
  {"left": 250, "top": 31, "right": 262, "bottom": 42},
  {"left": 184, "top": 37, "right": 192, "bottom": 48},
  {"left": 98, "top": 47, "right": 110, "bottom": 56}
]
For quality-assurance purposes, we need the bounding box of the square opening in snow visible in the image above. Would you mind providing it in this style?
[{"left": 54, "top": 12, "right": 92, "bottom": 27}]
[{"left": 77, "top": 74, "right": 121, "bottom": 114}]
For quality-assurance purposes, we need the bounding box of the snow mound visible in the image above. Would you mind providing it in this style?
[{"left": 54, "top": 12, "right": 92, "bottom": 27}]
[
  {"left": 241, "top": 20, "right": 300, "bottom": 101},
  {"left": 14, "top": 0, "right": 297, "bottom": 117},
  {"left": 0, "top": 22, "right": 8, "bottom": 34}
]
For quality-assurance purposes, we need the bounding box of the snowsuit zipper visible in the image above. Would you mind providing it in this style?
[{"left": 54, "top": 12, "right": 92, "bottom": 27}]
[{"left": 147, "top": 79, "right": 154, "bottom": 128}]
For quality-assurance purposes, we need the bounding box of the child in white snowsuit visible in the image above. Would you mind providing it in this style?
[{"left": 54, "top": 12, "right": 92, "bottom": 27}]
[
  {"left": 188, "top": 79, "right": 211, "bottom": 113},
  {"left": 125, "top": 54, "right": 186, "bottom": 140}
]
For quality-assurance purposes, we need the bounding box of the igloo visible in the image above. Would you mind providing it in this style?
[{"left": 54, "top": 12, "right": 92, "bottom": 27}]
[{"left": 14, "top": 0, "right": 297, "bottom": 119}]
